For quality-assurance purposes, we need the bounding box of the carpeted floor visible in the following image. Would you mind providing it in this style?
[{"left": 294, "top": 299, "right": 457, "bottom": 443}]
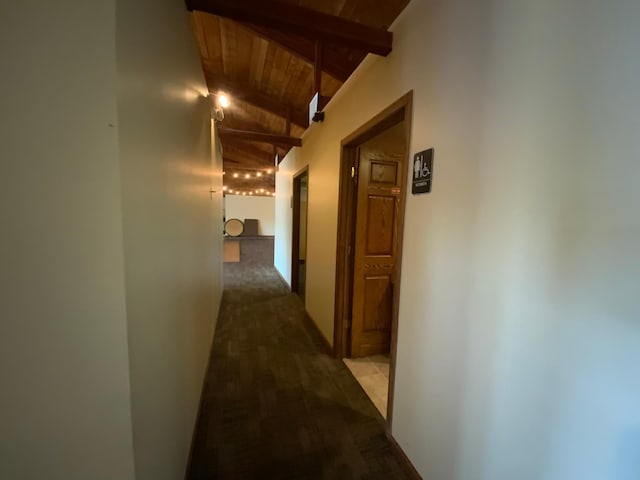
[{"left": 187, "top": 237, "right": 409, "bottom": 480}]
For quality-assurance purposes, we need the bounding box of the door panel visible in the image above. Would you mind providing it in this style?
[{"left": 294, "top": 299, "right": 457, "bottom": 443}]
[
  {"left": 366, "top": 196, "right": 395, "bottom": 255},
  {"left": 370, "top": 161, "right": 398, "bottom": 185},
  {"left": 363, "top": 275, "right": 393, "bottom": 332},
  {"left": 350, "top": 124, "right": 406, "bottom": 357}
]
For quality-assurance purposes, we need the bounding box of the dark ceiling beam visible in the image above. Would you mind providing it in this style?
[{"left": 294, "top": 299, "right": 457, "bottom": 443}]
[
  {"left": 186, "top": 0, "right": 393, "bottom": 56},
  {"left": 218, "top": 127, "right": 302, "bottom": 147},
  {"left": 221, "top": 114, "right": 288, "bottom": 139},
  {"left": 223, "top": 157, "right": 273, "bottom": 173},
  {"left": 223, "top": 142, "right": 274, "bottom": 165},
  {"left": 314, "top": 41, "right": 323, "bottom": 96},
  {"left": 244, "top": 25, "right": 355, "bottom": 82},
  {"left": 223, "top": 162, "right": 275, "bottom": 173},
  {"left": 206, "top": 75, "right": 309, "bottom": 128},
  {"left": 225, "top": 140, "right": 272, "bottom": 158}
]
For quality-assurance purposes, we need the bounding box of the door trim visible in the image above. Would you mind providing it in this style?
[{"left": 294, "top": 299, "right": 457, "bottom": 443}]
[
  {"left": 333, "top": 91, "right": 413, "bottom": 428},
  {"left": 291, "top": 166, "right": 309, "bottom": 296}
]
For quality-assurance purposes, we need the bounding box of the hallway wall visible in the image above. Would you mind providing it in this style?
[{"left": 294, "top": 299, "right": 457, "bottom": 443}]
[
  {"left": 225, "top": 195, "right": 276, "bottom": 235},
  {"left": 116, "top": 1, "right": 223, "bottom": 479},
  {"left": 0, "top": 2, "right": 222, "bottom": 479},
  {"left": 275, "top": 0, "right": 640, "bottom": 479},
  {"left": 0, "top": 1, "right": 136, "bottom": 479},
  {"left": 274, "top": 149, "right": 300, "bottom": 286}
]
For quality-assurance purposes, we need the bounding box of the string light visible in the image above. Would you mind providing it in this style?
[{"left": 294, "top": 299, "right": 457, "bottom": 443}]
[
  {"left": 224, "top": 168, "right": 276, "bottom": 178},
  {"left": 223, "top": 166, "right": 278, "bottom": 197},
  {"left": 222, "top": 190, "right": 276, "bottom": 196}
]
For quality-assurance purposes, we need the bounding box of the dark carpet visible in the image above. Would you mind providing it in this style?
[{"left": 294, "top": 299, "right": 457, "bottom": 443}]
[{"left": 188, "top": 237, "right": 408, "bottom": 480}]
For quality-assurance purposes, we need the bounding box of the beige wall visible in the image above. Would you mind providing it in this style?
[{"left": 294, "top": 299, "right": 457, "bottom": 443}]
[
  {"left": 0, "top": 1, "right": 223, "bottom": 478},
  {"left": 274, "top": 149, "right": 299, "bottom": 286},
  {"left": 0, "top": 1, "right": 136, "bottom": 479},
  {"left": 116, "top": 0, "right": 223, "bottom": 479},
  {"left": 225, "top": 195, "right": 275, "bottom": 235},
  {"left": 275, "top": 0, "right": 640, "bottom": 478}
]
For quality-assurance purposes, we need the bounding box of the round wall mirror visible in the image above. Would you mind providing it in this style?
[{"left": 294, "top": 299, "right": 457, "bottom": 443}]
[{"left": 224, "top": 218, "right": 244, "bottom": 237}]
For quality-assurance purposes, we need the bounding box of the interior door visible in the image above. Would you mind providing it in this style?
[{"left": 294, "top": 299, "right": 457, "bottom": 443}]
[
  {"left": 350, "top": 126, "right": 406, "bottom": 357},
  {"left": 297, "top": 174, "right": 308, "bottom": 300},
  {"left": 291, "top": 169, "right": 308, "bottom": 301}
]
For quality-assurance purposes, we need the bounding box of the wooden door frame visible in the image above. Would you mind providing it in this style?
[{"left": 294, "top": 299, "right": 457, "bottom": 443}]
[
  {"left": 291, "top": 166, "right": 309, "bottom": 296},
  {"left": 333, "top": 91, "right": 413, "bottom": 428}
]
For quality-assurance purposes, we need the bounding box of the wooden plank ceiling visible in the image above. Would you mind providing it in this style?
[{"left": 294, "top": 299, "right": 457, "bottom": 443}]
[{"left": 187, "top": 0, "right": 410, "bottom": 196}]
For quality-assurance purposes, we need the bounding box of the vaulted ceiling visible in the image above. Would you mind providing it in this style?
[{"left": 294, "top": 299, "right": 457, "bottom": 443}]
[{"left": 186, "top": 0, "right": 410, "bottom": 196}]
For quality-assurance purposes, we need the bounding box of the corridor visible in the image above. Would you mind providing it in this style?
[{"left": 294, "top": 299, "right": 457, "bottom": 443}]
[{"left": 187, "top": 238, "right": 408, "bottom": 480}]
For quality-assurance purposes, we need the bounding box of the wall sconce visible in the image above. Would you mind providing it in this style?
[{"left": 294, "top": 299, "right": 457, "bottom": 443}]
[
  {"left": 210, "top": 92, "right": 230, "bottom": 122},
  {"left": 217, "top": 93, "right": 230, "bottom": 108}
]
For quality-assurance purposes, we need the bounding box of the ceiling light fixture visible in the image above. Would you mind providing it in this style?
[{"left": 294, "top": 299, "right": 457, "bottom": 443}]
[
  {"left": 217, "top": 92, "right": 230, "bottom": 108},
  {"left": 209, "top": 93, "right": 226, "bottom": 122}
]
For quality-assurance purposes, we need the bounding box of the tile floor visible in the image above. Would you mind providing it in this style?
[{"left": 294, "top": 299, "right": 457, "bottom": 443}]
[{"left": 343, "top": 355, "right": 390, "bottom": 418}]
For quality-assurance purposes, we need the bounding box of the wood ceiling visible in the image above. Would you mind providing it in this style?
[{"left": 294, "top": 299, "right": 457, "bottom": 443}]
[{"left": 187, "top": 0, "right": 410, "bottom": 196}]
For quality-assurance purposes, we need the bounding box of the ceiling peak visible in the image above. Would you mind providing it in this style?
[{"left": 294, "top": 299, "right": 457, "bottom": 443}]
[{"left": 187, "top": 0, "right": 393, "bottom": 56}]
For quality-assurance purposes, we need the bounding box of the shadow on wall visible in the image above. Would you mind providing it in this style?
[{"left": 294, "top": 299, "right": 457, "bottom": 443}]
[{"left": 615, "top": 428, "right": 640, "bottom": 480}]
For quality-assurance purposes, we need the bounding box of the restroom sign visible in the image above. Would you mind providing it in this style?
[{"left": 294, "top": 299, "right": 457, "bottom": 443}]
[{"left": 412, "top": 148, "right": 434, "bottom": 194}]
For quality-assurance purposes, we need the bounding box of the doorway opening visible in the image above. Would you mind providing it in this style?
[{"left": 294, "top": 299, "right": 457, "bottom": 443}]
[
  {"left": 333, "top": 92, "right": 413, "bottom": 425},
  {"left": 291, "top": 167, "right": 309, "bottom": 302}
]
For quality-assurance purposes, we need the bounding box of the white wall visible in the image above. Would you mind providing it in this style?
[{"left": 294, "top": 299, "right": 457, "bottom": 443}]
[
  {"left": 116, "top": 1, "right": 223, "bottom": 479},
  {"left": 274, "top": 150, "right": 299, "bottom": 286},
  {"left": 225, "top": 194, "right": 275, "bottom": 235},
  {"left": 0, "top": 2, "right": 136, "bottom": 479},
  {"left": 275, "top": 0, "right": 640, "bottom": 479},
  {"left": 0, "top": 1, "right": 223, "bottom": 479}
]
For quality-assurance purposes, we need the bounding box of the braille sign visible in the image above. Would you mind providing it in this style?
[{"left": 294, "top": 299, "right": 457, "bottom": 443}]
[{"left": 412, "top": 148, "right": 434, "bottom": 194}]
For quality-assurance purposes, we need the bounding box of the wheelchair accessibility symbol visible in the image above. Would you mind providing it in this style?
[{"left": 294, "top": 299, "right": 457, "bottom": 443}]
[{"left": 412, "top": 148, "right": 434, "bottom": 194}]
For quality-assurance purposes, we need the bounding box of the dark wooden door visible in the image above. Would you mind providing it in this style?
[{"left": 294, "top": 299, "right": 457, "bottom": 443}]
[
  {"left": 350, "top": 133, "right": 405, "bottom": 357},
  {"left": 291, "top": 168, "right": 308, "bottom": 301}
]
